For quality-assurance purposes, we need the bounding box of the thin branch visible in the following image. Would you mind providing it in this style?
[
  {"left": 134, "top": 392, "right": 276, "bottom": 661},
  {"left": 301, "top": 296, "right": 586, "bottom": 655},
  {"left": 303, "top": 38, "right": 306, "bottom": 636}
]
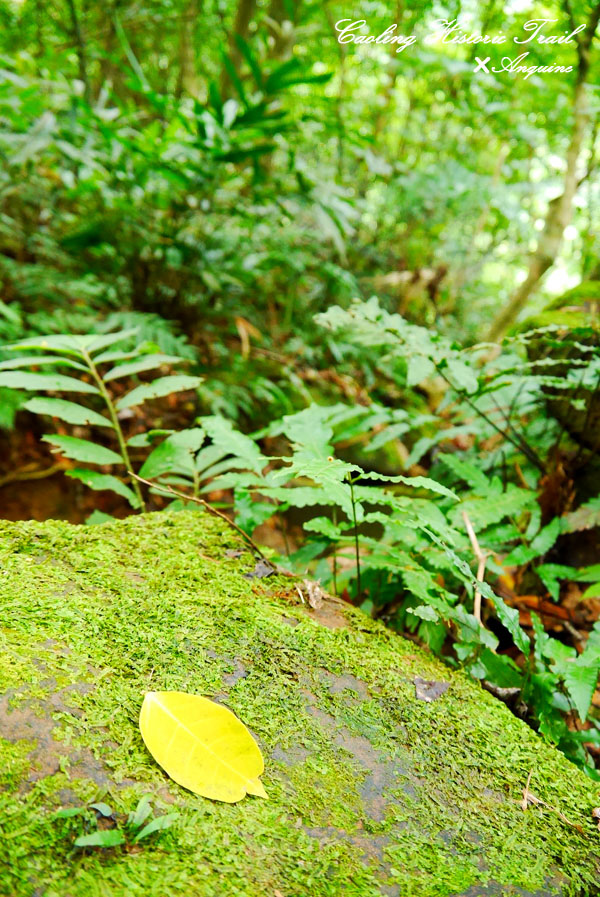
[
  {"left": 562, "top": 0, "right": 582, "bottom": 56},
  {"left": 462, "top": 511, "right": 487, "bottom": 622},
  {"left": 84, "top": 349, "right": 145, "bottom": 513},
  {"left": 129, "top": 471, "right": 267, "bottom": 559},
  {"left": 521, "top": 769, "right": 583, "bottom": 831},
  {"left": 435, "top": 366, "right": 545, "bottom": 471},
  {"left": 0, "top": 463, "right": 64, "bottom": 488},
  {"left": 349, "top": 477, "right": 362, "bottom": 600}
]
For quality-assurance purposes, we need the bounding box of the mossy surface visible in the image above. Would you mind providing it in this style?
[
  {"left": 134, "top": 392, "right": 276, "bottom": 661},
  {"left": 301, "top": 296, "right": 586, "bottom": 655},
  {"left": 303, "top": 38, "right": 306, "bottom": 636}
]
[{"left": 0, "top": 511, "right": 599, "bottom": 897}]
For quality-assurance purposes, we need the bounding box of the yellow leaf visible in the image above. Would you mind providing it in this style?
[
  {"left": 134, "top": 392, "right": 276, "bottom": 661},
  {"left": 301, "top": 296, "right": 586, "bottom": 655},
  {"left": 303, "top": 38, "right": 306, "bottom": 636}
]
[{"left": 139, "top": 691, "right": 268, "bottom": 803}]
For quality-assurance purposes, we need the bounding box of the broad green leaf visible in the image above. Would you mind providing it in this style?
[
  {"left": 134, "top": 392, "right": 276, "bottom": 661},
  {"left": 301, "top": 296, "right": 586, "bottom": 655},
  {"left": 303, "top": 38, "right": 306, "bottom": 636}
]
[
  {"left": 563, "top": 496, "right": 600, "bottom": 533},
  {"left": 279, "top": 406, "right": 335, "bottom": 458},
  {"left": 93, "top": 349, "right": 141, "bottom": 365},
  {"left": 132, "top": 812, "right": 178, "bottom": 843},
  {"left": 408, "top": 605, "right": 439, "bottom": 622},
  {"left": 87, "top": 328, "right": 139, "bottom": 354},
  {"left": 450, "top": 488, "right": 533, "bottom": 531},
  {"left": 127, "top": 429, "right": 173, "bottom": 447},
  {"left": 233, "top": 35, "right": 263, "bottom": 89},
  {"left": 24, "top": 398, "right": 113, "bottom": 428},
  {"left": 116, "top": 376, "right": 202, "bottom": 410},
  {"left": 0, "top": 355, "right": 87, "bottom": 371},
  {"left": 200, "top": 416, "right": 265, "bottom": 474},
  {"left": 75, "top": 830, "right": 126, "bottom": 848},
  {"left": 85, "top": 510, "right": 115, "bottom": 525},
  {"left": 438, "top": 453, "right": 490, "bottom": 493},
  {"left": 503, "top": 544, "right": 537, "bottom": 566},
  {"left": 446, "top": 358, "right": 479, "bottom": 394},
  {"left": 42, "top": 435, "right": 122, "bottom": 465},
  {"left": 127, "top": 796, "right": 152, "bottom": 828},
  {"left": 530, "top": 518, "right": 562, "bottom": 556},
  {"left": 364, "top": 471, "right": 458, "bottom": 500},
  {"left": 303, "top": 516, "right": 343, "bottom": 539},
  {"left": 90, "top": 803, "right": 113, "bottom": 818},
  {"left": 66, "top": 469, "right": 140, "bottom": 508},
  {"left": 103, "top": 354, "right": 184, "bottom": 382},
  {"left": 0, "top": 372, "right": 99, "bottom": 394},
  {"left": 8, "top": 334, "right": 91, "bottom": 357},
  {"left": 407, "top": 355, "right": 435, "bottom": 386},
  {"left": 563, "top": 662, "right": 600, "bottom": 722},
  {"left": 472, "top": 648, "right": 523, "bottom": 688},
  {"left": 578, "top": 564, "right": 600, "bottom": 582},
  {"left": 536, "top": 564, "right": 575, "bottom": 601},
  {"left": 139, "top": 429, "right": 205, "bottom": 479},
  {"left": 139, "top": 691, "right": 268, "bottom": 803},
  {"left": 259, "top": 485, "right": 329, "bottom": 508},
  {"left": 424, "top": 526, "right": 529, "bottom": 653}
]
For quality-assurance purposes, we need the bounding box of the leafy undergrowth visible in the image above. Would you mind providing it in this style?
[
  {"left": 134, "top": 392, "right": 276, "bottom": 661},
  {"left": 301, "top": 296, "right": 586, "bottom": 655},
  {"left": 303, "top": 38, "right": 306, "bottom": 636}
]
[{"left": 2, "top": 301, "right": 599, "bottom": 779}]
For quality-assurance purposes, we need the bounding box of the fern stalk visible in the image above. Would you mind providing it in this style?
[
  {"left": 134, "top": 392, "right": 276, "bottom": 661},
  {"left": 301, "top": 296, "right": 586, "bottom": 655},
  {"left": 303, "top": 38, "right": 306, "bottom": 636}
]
[{"left": 82, "top": 349, "right": 146, "bottom": 512}]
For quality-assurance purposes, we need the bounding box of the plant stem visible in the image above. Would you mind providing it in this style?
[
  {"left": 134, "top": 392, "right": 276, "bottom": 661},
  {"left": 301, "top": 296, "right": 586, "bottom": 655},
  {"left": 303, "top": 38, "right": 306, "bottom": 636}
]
[
  {"left": 332, "top": 507, "right": 338, "bottom": 596},
  {"left": 130, "top": 471, "right": 268, "bottom": 559},
  {"left": 83, "top": 350, "right": 146, "bottom": 512},
  {"left": 435, "top": 365, "right": 545, "bottom": 472},
  {"left": 349, "top": 476, "right": 361, "bottom": 600}
]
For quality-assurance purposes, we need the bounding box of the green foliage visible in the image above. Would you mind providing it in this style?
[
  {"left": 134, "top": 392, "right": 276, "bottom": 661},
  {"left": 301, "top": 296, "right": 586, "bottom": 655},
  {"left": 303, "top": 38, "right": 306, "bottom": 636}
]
[
  {"left": 1, "top": 0, "right": 600, "bottom": 784},
  {"left": 0, "top": 328, "right": 202, "bottom": 511},
  {"left": 121, "top": 299, "right": 600, "bottom": 776},
  {"left": 55, "top": 797, "right": 177, "bottom": 850}
]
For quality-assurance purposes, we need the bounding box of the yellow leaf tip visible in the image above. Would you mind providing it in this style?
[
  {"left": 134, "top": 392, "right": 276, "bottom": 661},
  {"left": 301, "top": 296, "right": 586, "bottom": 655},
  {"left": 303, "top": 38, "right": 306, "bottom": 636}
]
[{"left": 248, "top": 778, "right": 268, "bottom": 799}]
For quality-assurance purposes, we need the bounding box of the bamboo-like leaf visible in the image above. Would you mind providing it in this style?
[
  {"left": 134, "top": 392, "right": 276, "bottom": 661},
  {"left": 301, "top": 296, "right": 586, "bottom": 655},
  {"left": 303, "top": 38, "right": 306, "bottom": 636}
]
[
  {"left": 87, "top": 328, "right": 140, "bottom": 354},
  {"left": 93, "top": 349, "right": 141, "bottom": 365},
  {"left": 42, "top": 435, "right": 122, "bottom": 465},
  {"left": 127, "top": 796, "right": 152, "bottom": 828},
  {"left": 66, "top": 469, "right": 140, "bottom": 507},
  {"left": 116, "top": 376, "right": 202, "bottom": 410},
  {"left": 75, "top": 830, "right": 126, "bottom": 848},
  {"left": 0, "top": 372, "right": 99, "bottom": 393},
  {"left": 103, "top": 354, "right": 183, "bottom": 382},
  {"left": 24, "top": 398, "right": 113, "bottom": 428},
  {"left": 0, "top": 355, "right": 87, "bottom": 371},
  {"left": 139, "top": 429, "right": 205, "bottom": 479},
  {"left": 139, "top": 691, "right": 268, "bottom": 803},
  {"left": 132, "top": 813, "right": 178, "bottom": 843},
  {"left": 563, "top": 662, "right": 599, "bottom": 723},
  {"left": 8, "top": 334, "right": 91, "bottom": 357}
]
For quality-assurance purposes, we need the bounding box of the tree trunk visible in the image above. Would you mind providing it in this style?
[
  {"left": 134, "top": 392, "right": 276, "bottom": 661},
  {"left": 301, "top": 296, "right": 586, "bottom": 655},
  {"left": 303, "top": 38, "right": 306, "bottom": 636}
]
[
  {"left": 488, "top": 2, "right": 600, "bottom": 341},
  {"left": 265, "top": 0, "right": 297, "bottom": 59},
  {"left": 65, "top": 0, "right": 91, "bottom": 102},
  {"left": 176, "top": 0, "right": 202, "bottom": 98},
  {"left": 220, "top": 0, "right": 258, "bottom": 96}
]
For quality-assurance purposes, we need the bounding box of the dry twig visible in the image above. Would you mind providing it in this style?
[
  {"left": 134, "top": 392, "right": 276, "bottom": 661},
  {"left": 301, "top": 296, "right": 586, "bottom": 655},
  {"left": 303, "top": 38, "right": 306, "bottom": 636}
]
[
  {"left": 521, "top": 769, "right": 583, "bottom": 832},
  {"left": 462, "top": 511, "right": 488, "bottom": 622},
  {"left": 129, "top": 471, "right": 267, "bottom": 559}
]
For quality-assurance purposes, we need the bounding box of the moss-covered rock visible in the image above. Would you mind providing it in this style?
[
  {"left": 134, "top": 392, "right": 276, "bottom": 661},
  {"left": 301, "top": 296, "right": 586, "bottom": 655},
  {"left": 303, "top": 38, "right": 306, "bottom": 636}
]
[{"left": 0, "top": 511, "right": 599, "bottom": 897}]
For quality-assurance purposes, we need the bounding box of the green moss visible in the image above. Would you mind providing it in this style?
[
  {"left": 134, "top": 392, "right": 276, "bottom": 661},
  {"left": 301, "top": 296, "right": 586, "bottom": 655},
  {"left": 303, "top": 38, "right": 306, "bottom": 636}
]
[{"left": 0, "top": 511, "right": 599, "bottom": 897}]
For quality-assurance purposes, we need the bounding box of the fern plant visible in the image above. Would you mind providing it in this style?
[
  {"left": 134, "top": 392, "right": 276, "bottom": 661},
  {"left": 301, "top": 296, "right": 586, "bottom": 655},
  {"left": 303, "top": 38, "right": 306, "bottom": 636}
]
[{"left": 0, "top": 329, "right": 202, "bottom": 512}]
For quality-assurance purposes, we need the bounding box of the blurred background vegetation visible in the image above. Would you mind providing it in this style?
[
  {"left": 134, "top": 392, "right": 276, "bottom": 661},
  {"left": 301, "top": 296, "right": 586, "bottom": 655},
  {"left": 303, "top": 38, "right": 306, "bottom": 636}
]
[{"left": 1, "top": 0, "right": 600, "bottom": 776}]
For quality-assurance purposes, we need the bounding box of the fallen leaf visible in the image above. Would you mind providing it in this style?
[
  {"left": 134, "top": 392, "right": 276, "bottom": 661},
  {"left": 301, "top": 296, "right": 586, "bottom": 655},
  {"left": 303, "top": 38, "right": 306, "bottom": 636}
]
[
  {"left": 414, "top": 676, "right": 450, "bottom": 702},
  {"left": 139, "top": 691, "right": 268, "bottom": 803},
  {"left": 243, "top": 559, "right": 276, "bottom": 579},
  {"left": 303, "top": 579, "right": 325, "bottom": 610}
]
